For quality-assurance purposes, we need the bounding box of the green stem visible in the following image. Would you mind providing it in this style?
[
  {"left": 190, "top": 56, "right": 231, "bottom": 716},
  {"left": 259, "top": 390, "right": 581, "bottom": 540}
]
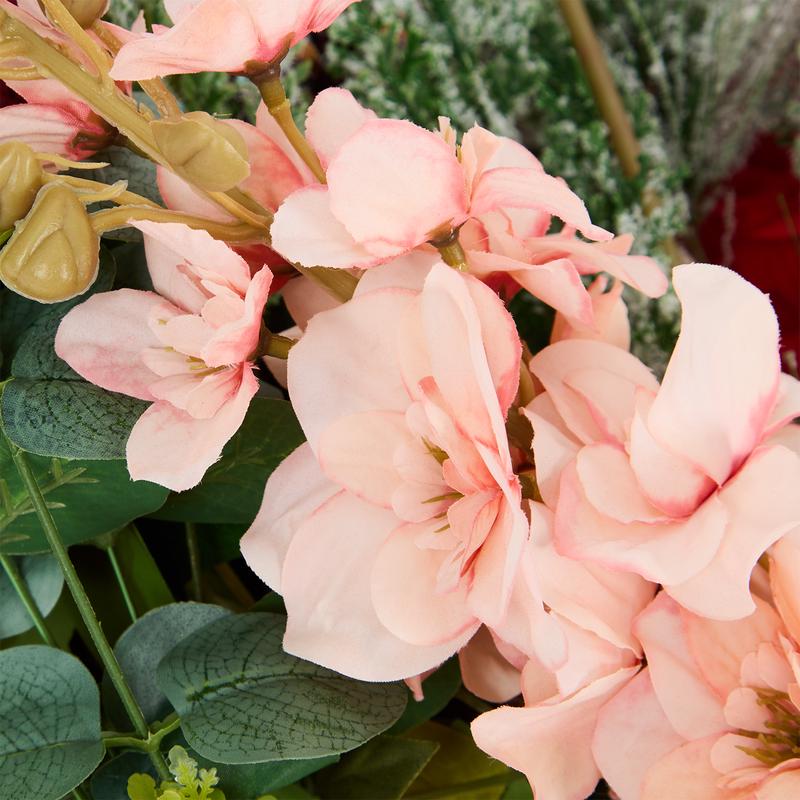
[
  {"left": 106, "top": 545, "right": 137, "bottom": 623},
  {"left": 408, "top": 773, "right": 520, "bottom": 799},
  {"left": 10, "top": 447, "right": 169, "bottom": 781},
  {"left": 103, "top": 714, "right": 182, "bottom": 752},
  {"left": 185, "top": 522, "right": 202, "bottom": 602},
  {"left": 71, "top": 787, "right": 89, "bottom": 800},
  {"left": 0, "top": 553, "right": 57, "bottom": 646}
]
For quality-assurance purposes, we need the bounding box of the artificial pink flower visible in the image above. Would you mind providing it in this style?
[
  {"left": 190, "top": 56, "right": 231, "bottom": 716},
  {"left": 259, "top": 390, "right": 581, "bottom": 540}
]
[
  {"left": 242, "top": 262, "right": 532, "bottom": 681},
  {"left": 109, "top": 0, "right": 361, "bottom": 80},
  {"left": 55, "top": 221, "right": 272, "bottom": 491},
  {"left": 593, "top": 592, "right": 800, "bottom": 800},
  {"left": 530, "top": 263, "right": 800, "bottom": 620}
]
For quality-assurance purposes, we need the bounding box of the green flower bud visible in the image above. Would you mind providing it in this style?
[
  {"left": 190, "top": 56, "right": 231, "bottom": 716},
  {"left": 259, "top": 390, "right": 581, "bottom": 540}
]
[
  {"left": 0, "top": 142, "right": 43, "bottom": 230},
  {"left": 152, "top": 111, "right": 250, "bottom": 193},
  {"left": 0, "top": 183, "right": 99, "bottom": 303},
  {"left": 39, "top": 0, "right": 109, "bottom": 28}
]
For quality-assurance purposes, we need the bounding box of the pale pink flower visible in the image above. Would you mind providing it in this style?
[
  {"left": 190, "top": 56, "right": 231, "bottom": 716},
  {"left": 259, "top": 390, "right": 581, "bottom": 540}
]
[
  {"left": 109, "top": 0, "right": 361, "bottom": 80},
  {"left": 242, "top": 262, "right": 533, "bottom": 681},
  {"left": 55, "top": 221, "right": 272, "bottom": 491},
  {"left": 594, "top": 591, "right": 800, "bottom": 800},
  {"left": 530, "top": 263, "right": 800, "bottom": 620}
]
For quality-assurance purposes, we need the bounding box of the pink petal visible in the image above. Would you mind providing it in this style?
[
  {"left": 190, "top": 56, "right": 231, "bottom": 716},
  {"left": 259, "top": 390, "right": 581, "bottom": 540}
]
[
  {"left": 318, "top": 410, "right": 413, "bottom": 507},
  {"left": 641, "top": 738, "right": 729, "bottom": 800},
  {"left": 757, "top": 771, "right": 800, "bottom": 800},
  {"left": 593, "top": 669, "right": 685, "bottom": 800},
  {"left": 257, "top": 102, "right": 316, "bottom": 184},
  {"left": 634, "top": 593, "right": 727, "bottom": 739},
  {"left": 770, "top": 533, "right": 800, "bottom": 644},
  {"left": 764, "top": 373, "right": 800, "bottom": 435},
  {"left": 157, "top": 166, "right": 232, "bottom": 222},
  {"left": 459, "top": 627, "right": 522, "bottom": 703},
  {"left": 281, "top": 491, "right": 475, "bottom": 681},
  {"left": 55, "top": 289, "right": 162, "bottom": 401},
  {"left": 647, "top": 264, "right": 781, "bottom": 485},
  {"left": 470, "top": 167, "right": 611, "bottom": 242},
  {"left": 0, "top": 103, "right": 97, "bottom": 158},
  {"left": 556, "top": 460, "right": 729, "bottom": 585},
  {"left": 371, "top": 520, "right": 479, "bottom": 646},
  {"left": 110, "top": 0, "right": 261, "bottom": 78},
  {"left": 126, "top": 364, "right": 257, "bottom": 491},
  {"left": 326, "top": 119, "right": 468, "bottom": 256},
  {"left": 353, "top": 250, "right": 439, "bottom": 296},
  {"left": 271, "top": 185, "right": 385, "bottom": 269},
  {"left": 471, "top": 667, "right": 638, "bottom": 800},
  {"left": 551, "top": 276, "right": 631, "bottom": 349},
  {"left": 530, "top": 339, "right": 659, "bottom": 445},
  {"left": 281, "top": 274, "right": 341, "bottom": 329},
  {"left": 305, "top": 87, "right": 376, "bottom": 170},
  {"left": 665, "top": 444, "right": 800, "bottom": 620},
  {"left": 287, "top": 287, "right": 415, "bottom": 450},
  {"left": 241, "top": 442, "right": 339, "bottom": 592}
]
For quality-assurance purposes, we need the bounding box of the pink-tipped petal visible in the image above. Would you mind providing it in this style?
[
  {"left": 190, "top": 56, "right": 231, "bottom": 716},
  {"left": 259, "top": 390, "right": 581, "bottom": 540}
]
[
  {"left": 665, "top": 444, "right": 800, "bottom": 620},
  {"left": 327, "top": 119, "right": 468, "bottom": 255},
  {"left": 593, "top": 669, "right": 685, "bottom": 800},
  {"left": 765, "top": 373, "right": 800, "bottom": 435},
  {"left": 271, "top": 185, "right": 385, "bottom": 268},
  {"left": 305, "top": 87, "right": 376, "bottom": 169},
  {"left": 240, "top": 442, "right": 339, "bottom": 593},
  {"left": 0, "top": 103, "right": 98, "bottom": 158},
  {"left": 459, "top": 627, "right": 522, "bottom": 703},
  {"left": 126, "top": 364, "right": 257, "bottom": 491},
  {"left": 281, "top": 491, "right": 474, "bottom": 681},
  {"left": 647, "top": 264, "right": 781, "bottom": 485},
  {"left": 55, "top": 289, "right": 163, "bottom": 401}
]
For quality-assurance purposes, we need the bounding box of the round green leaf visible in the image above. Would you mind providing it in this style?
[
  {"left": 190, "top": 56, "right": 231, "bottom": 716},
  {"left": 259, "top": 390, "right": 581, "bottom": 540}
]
[
  {"left": 157, "top": 613, "right": 408, "bottom": 764},
  {"left": 0, "top": 645, "right": 103, "bottom": 800},
  {"left": 106, "top": 602, "right": 233, "bottom": 725},
  {"left": 0, "top": 554, "right": 63, "bottom": 638}
]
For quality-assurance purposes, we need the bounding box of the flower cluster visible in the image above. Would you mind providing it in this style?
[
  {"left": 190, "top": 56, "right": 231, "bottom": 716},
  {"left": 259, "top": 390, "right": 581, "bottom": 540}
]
[{"left": 1, "top": 1, "right": 798, "bottom": 798}]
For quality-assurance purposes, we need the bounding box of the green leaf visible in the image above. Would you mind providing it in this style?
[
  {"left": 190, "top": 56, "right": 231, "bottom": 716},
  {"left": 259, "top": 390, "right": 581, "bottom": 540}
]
[
  {"left": 0, "top": 426, "right": 169, "bottom": 555},
  {"left": 157, "top": 613, "right": 408, "bottom": 764},
  {"left": 0, "top": 645, "right": 103, "bottom": 800},
  {"left": 0, "top": 554, "right": 63, "bottom": 639},
  {"left": 313, "top": 735, "right": 438, "bottom": 799},
  {"left": 388, "top": 657, "right": 461, "bottom": 734},
  {"left": 106, "top": 602, "right": 233, "bottom": 725},
  {"left": 2, "top": 378, "right": 149, "bottom": 458},
  {"left": 152, "top": 399, "right": 304, "bottom": 525}
]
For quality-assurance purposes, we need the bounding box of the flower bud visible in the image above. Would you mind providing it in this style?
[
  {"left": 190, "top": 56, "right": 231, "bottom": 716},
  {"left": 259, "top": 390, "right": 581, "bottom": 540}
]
[
  {"left": 39, "top": 0, "right": 109, "bottom": 28},
  {"left": 0, "top": 142, "right": 43, "bottom": 231},
  {"left": 151, "top": 111, "right": 250, "bottom": 192},
  {"left": 0, "top": 184, "right": 99, "bottom": 303}
]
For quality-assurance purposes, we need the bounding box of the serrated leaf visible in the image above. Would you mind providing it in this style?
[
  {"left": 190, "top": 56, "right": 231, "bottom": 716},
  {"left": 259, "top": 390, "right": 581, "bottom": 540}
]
[
  {"left": 157, "top": 613, "right": 408, "bottom": 764},
  {"left": 0, "top": 426, "right": 169, "bottom": 555},
  {"left": 105, "top": 602, "right": 234, "bottom": 725},
  {"left": 313, "top": 735, "right": 438, "bottom": 799},
  {"left": 0, "top": 645, "right": 103, "bottom": 800},
  {"left": 0, "top": 554, "right": 63, "bottom": 639},
  {"left": 152, "top": 399, "right": 304, "bottom": 525}
]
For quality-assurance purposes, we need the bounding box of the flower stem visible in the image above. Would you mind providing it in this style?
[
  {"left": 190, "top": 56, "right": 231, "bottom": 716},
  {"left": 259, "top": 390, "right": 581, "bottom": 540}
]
[
  {"left": 103, "top": 714, "right": 182, "bottom": 752},
  {"left": 185, "top": 522, "right": 202, "bottom": 602},
  {"left": 106, "top": 545, "right": 137, "bottom": 623},
  {"left": 0, "top": 553, "right": 57, "bottom": 646},
  {"left": 263, "top": 332, "right": 296, "bottom": 360},
  {"left": 10, "top": 447, "right": 170, "bottom": 780},
  {"left": 253, "top": 69, "right": 326, "bottom": 183},
  {"left": 430, "top": 229, "right": 468, "bottom": 271}
]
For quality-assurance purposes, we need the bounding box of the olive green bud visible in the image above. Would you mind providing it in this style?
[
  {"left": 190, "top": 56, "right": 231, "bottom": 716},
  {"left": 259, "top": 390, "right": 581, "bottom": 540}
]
[
  {"left": 39, "top": 0, "right": 109, "bottom": 28},
  {"left": 0, "top": 184, "right": 99, "bottom": 303},
  {"left": 151, "top": 111, "right": 250, "bottom": 192},
  {"left": 0, "top": 142, "right": 43, "bottom": 231}
]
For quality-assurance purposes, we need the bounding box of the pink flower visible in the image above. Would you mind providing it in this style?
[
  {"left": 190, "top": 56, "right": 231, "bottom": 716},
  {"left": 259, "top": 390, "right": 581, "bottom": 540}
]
[
  {"left": 109, "top": 0, "right": 361, "bottom": 80},
  {"left": 594, "top": 591, "right": 800, "bottom": 800},
  {"left": 242, "top": 262, "right": 531, "bottom": 681},
  {"left": 55, "top": 221, "right": 272, "bottom": 491},
  {"left": 529, "top": 263, "right": 800, "bottom": 620}
]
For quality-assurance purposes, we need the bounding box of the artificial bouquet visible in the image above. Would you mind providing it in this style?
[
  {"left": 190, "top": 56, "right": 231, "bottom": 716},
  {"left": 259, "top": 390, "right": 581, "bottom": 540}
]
[{"left": 0, "top": 1, "right": 798, "bottom": 799}]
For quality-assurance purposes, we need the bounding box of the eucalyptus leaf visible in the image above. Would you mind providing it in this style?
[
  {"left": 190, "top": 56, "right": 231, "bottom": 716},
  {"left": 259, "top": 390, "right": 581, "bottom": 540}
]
[
  {"left": 106, "top": 602, "right": 233, "bottom": 725},
  {"left": 153, "top": 399, "right": 304, "bottom": 525},
  {"left": 0, "top": 645, "right": 103, "bottom": 800},
  {"left": 0, "top": 554, "right": 63, "bottom": 639},
  {"left": 0, "top": 426, "right": 169, "bottom": 555},
  {"left": 157, "top": 613, "right": 408, "bottom": 764}
]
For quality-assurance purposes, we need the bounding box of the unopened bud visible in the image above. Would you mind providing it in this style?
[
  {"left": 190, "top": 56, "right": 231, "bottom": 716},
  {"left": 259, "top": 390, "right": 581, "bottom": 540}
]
[
  {"left": 0, "top": 184, "right": 99, "bottom": 303},
  {"left": 0, "top": 142, "right": 43, "bottom": 230},
  {"left": 151, "top": 111, "right": 250, "bottom": 192},
  {"left": 39, "top": 0, "right": 109, "bottom": 28}
]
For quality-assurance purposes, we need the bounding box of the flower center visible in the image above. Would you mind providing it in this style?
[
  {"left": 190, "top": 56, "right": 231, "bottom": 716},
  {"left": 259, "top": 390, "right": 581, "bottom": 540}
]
[{"left": 736, "top": 688, "right": 800, "bottom": 767}]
